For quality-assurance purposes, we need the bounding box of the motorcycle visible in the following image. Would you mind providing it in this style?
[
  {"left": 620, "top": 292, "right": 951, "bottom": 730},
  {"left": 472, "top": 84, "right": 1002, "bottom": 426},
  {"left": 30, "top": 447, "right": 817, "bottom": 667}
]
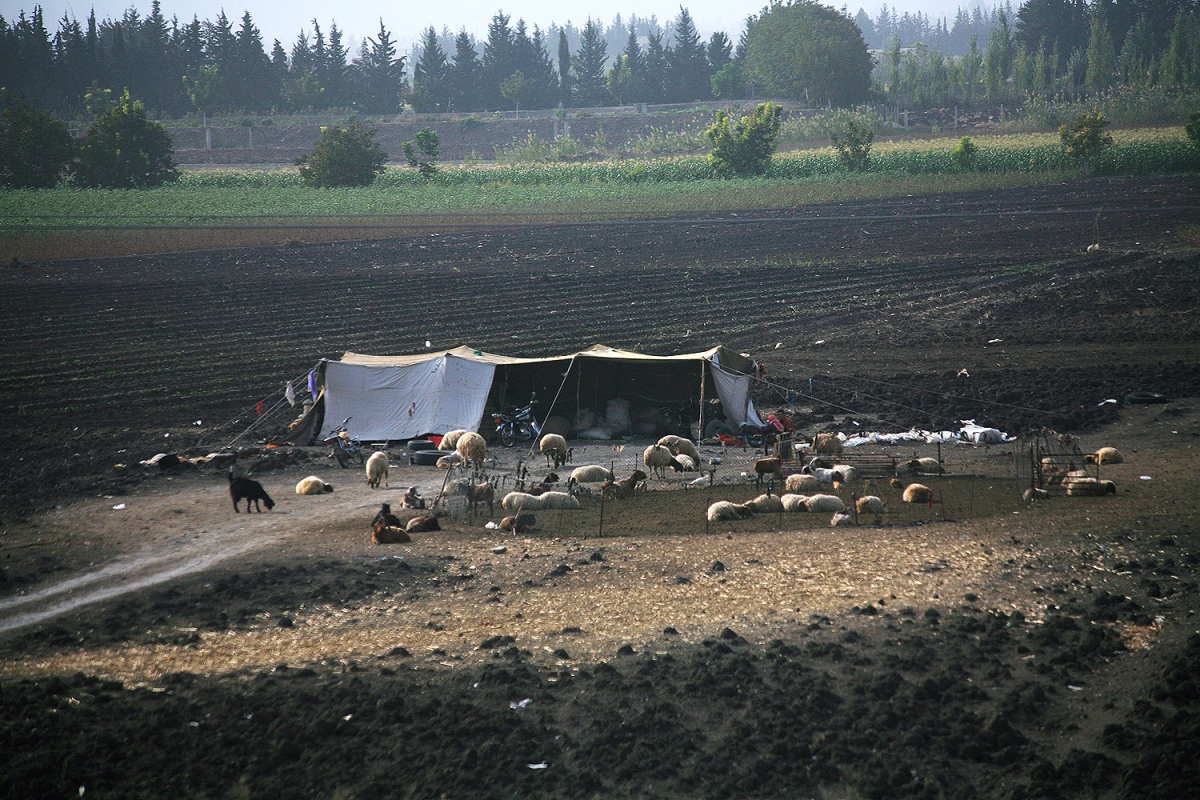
[
  {"left": 494, "top": 395, "right": 541, "bottom": 447},
  {"left": 323, "top": 417, "right": 364, "bottom": 468}
]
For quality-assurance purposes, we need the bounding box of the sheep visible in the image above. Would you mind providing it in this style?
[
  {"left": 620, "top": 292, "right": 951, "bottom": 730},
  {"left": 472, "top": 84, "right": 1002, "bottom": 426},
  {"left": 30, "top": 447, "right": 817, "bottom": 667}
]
[
  {"left": 754, "top": 457, "right": 785, "bottom": 491},
  {"left": 804, "top": 494, "right": 846, "bottom": 513},
  {"left": 500, "top": 513, "right": 536, "bottom": 533},
  {"left": 602, "top": 469, "right": 648, "bottom": 500},
  {"left": 366, "top": 451, "right": 390, "bottom": 489},
  {"left": 456, "top": 431, "right": 487, "bottom": 469},
  {"left": 831, "top": 510, "right": 856, "bottom": 527},
  {"left": 295, "top": 475, "right": 333, "bottom": 495},
  {"left": 811, "top": 433, "right": 844, "bottom": 455},
  {"left": 1085, "top": 447, "right": 1124, "bottom": 465},
  {"left": 786, "top": 473, "right": 823, "bottom": 493},
  {"left": 537, "top": 491, "right": 581, "bottom": 510},
  {"left": 372, "top": 524, "right": 411, "bottom": 544},
  {"left": 401, "top": 486, "right": 425, "bottom": 509},
  {"left": 372, "top": 502, "right": 402, "bottom": 529},
  {"left": 897, "top": 457, "right": 944, "bottom": 477},
  {"left": 1064, "top": 477, "right": 1117, "bottom": 496},
  {"left": 745, "top": 493, "right": 784, "bottom": 514},
  {"left": 707, "top": 500, "right": 753, "bottom": 522},
  {"left": 643, "top": 444, "right": 675, "bottom": 478},
  {"left": 902, "top": 483, "right": 934, "bottom": 504},
  {"left": 657, "top": 435, "right": 701, "bottom": 467},
  {"left": 669, "top": 454, "right": 698, "bottom": 472},
  {"left": 855, "top": 495, "right": 887, "bottom": 516},
  {"left": 502, "top": 491, "right": 541, "bottom": 512},
  {"left": 229, "top": 474, "right": 275, "bottom": 513},
  {"left": 406, "top": 514, "right": 441, "bottom": 532},
  {"left": 570, "top": 465, "right": 614, "bottom": 484},
  {"left": 540, "top": 434, "right": 569, "bottom": 469},
  {"left": 832, "top": 465, "right": 860, "bottom": 483},
  {"left": 780, "top": 493, "right": 810, "bottom": 512},
  {"left": 440, "top": 429, "right": 469, "bottom": 452}
]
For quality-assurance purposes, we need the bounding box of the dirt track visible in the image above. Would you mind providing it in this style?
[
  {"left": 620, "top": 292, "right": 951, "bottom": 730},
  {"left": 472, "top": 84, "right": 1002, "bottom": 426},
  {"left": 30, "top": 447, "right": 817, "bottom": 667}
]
[{"left": 2, "top": 176, "right": 1200, "bottom": 799}]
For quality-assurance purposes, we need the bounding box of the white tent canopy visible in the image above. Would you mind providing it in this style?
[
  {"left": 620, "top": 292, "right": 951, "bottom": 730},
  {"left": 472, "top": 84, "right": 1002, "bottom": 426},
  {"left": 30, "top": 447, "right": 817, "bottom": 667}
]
[{"left": 322, "top": 344, "right": 763, "bottom": 442}]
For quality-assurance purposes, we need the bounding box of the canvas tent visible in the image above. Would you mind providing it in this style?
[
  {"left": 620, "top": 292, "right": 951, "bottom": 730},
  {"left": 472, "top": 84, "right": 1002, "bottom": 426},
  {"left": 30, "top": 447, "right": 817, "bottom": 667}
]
[{"left": 319, "top": 344, "right": 764, "bottom": 442}]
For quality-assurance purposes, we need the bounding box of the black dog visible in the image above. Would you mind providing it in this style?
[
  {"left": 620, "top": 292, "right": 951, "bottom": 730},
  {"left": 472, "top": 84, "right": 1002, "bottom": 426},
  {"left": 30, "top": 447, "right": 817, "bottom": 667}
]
[
  {"left": 372, "top": 502, "right": 402, "bottom": 528},
  {"left": 229, "top": 473, "right": 275, "bottom": 513}
]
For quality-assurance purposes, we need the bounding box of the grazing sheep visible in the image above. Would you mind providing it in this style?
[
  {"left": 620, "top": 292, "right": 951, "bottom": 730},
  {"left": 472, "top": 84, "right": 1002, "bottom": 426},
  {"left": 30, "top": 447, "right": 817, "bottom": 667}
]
[
  {"left": 832, "top": 465, "right": 860, "bottom": 483},
  {"left": 1085, "top": 447, "right": 1124, "bottom": 465},
  {"left": 897, "top": 457, "right": 944, "bottom": 477},
  {"left": 811, "top": 433, "right": 844, "bottom": 455},
  {"left": 707, "top": 500, "right": 753, "bottom": 522},
  {"left": 602, "top": 469, "right": 648, "bottom": 500},
  {"left": 570, "top": 465, "right": 614, "bottom": 484},
  {"left": 500, "top": 513, "right": 536, "bottom": 533},
  {"left": 745, "top": 493, "right": 784, "bottom": 514},
  {"left": 643, "top": 444, "right": 675, "bottom": 478},
  {"left": 229, "top": 474, "right": 275, "bottom": 513},
  {"left": 540, "top": 434, "right": 569, "bottom": 468},
  {"left": 456, "top": 432, "right": 487, "bottom": 468},
  {"left": 902, "top": 483, "right": 934, "bottom": 504},
  {"left": 406, "top": 514, "right": 441, "bottom": 532},
  {"left": 366, "top": 451, "right": 390, "bottom": 489},
  {"left": 754, "top": 457, "right": 785, "bottom": 491},
  {"left": 670, "top": 454, "right": 698, "bottom": 472},
  {"left": 780, "top": 493, "right": 810, "bottom": 512},
  {"left": 295, "top": 476, "right": 333, "bottom": 495},
  {"left": 440, "top": 430, "right": 469, "bottom": 452},
  {"left": 401, "top": 486, "right": 425, "bottom": 509},
  {"left": 855, "top": 495, "right": 887, "bottom": 516},
  {"left": 804, "top": 494, "right": 846, "bottom": 513},
  {"left": 657, "top": 435, "right": 701, "bottom": 467},
  {"left": 831, "top": 510, "right": 856, "bottom": 527},
  {"left": 372, "top": 502, "right": 402, "bottom": 529},
  {"left": 372, "top": 524, "right": 411, "bottom": 544},
  {"left": 786, "top": 474, "right": 823, "bottom": 493}
]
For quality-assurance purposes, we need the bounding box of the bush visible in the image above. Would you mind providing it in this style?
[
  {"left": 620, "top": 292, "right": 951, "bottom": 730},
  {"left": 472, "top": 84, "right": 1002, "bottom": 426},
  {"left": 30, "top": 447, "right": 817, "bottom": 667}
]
[
  {"left": 950, "top": 136, "right": 979, "bottom": 170},
  {"left": 1059, "top": 109, "right": 1113, "bottom": 173},
  {"left": 706, "top": 102, "right": 782, "bottom": 177},
  {"left": 296, "top": 121, "right": 387, "bottom": 187},
  {"left": 74, "top": 89, "right": 177, "bottom": 189},
  {"left": 402, "top": 126, "right": 439, "bottom": 177},
  {"left": 830, "top": 118, "right": 874, "bottom": 172},
  {"left": 1186, "top": 111, "right": 1200, "bottom": 147},
  {"left": 0, "top": 98, "right": 75, "bottom": 189}
]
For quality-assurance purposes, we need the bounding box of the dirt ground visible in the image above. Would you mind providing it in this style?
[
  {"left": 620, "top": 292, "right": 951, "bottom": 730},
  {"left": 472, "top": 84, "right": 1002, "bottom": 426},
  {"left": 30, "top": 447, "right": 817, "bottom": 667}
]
[{"left": 2, "top": 176, "right": 1200, "bottom": 799}]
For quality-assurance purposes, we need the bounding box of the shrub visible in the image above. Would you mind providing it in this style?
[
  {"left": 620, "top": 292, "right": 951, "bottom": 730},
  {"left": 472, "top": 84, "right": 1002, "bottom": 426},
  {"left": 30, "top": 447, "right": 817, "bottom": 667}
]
[
  {"left": 1059, "top": 109, "right": 1113, "bottom": 173},
  {"left": 296, "top": 121, "right": 387, "bottom": 187},
  {"left": 0, "top": 98, "right": 75, "bottom": 188},
  {"left": 74, "top": 89, "right": 177, "bottom": 189},
  {"left": 402, "top": 126, "right": 439, "bottom": 177},
  {"left": 950, "top": 136, "right": 979, "bottom": 170},
  {"left": 830, "top": 118, "right": 874, "bottom": 172},
  {"left": 706, "top": 101, "right": 782, "bottom": 177},
  {"left": 1186, "top": 111, "right": 1200, "bottom": 147}
]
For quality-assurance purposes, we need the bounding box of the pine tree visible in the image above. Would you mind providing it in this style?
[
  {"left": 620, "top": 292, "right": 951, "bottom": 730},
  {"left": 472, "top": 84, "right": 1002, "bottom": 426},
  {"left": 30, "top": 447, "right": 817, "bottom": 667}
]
[
  {"left": 1085, "top": 3, "right": 1116, "bottom": 93},
  {"left": 413, "top": 26, "right": 449, "bottom": 112},
  {"left": 573, "top": 18, "right": 608, "bottom": 106},
  {"left": 355, "top": 19, "right": 405, "bottom": 113},
  {"left": 668, "top": 8, "right": 708, "bottom": 101},
  {"left": 449, "top": 31, "right": 483, "bottom": 111}
]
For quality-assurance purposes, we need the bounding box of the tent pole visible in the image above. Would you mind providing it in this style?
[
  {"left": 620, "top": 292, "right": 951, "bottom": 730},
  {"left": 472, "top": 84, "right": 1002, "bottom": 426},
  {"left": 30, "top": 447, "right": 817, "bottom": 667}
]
[{"left": 697, "top": 362, "right": 707, "bottom": 441}]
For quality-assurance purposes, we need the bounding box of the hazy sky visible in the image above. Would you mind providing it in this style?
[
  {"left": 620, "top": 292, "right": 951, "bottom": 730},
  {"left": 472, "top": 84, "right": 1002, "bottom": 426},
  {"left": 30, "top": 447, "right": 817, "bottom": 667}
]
[{"left": 8, "top": 0, "right": 978, "bottom": 53}]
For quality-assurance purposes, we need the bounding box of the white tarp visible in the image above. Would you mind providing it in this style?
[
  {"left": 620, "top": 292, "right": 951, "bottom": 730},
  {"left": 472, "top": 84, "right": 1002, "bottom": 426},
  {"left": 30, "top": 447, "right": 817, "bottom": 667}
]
[
  {"left": 323, "top": 355, "right": 496, "bottom": 442},
  {"left": 708, "top": 353, "right": 763, "bottom": 429}
]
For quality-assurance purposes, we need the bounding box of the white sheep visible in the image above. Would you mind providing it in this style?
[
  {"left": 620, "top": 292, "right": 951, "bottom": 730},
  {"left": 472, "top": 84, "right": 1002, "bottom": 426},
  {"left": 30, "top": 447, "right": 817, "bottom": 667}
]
[
  {"left": 707, "top": 500, "right": 753, "bottom": 522},
  {"left": 537, "top": 491, "right": 581, "bottom": 510},
  {"left": 897, "top": 457, "right": 944, "bottom": 477},
  {"left": 657, "top": 435, "right": 701, "bottom": 467},
  {"left": 831, "top": 465, "right": 859, "bottom": 483},
  {"left": 643, "top": 444, "right": 675, "bottom": 478},
  {"left": 780, "top": 493, "right": 810, "bottom": 512},
  {"left": 456, "top": 431, "right": 487, "bottom": 468},
  {"left": 745, "top": 493, "right": 784, "bottom": 513},
  {"left": 502, "top": 491, "right": 541, "bottom": 512},
  {"left": 804, "top": 494, "right": 845, "bottom": 513},
  {"left": 855, "top": 495, "right": 887, "bottom": 516},
  {"left": 902, "top": 483, "right": 933, "bottom": 503},
  {"left": 786, "top": 474, "right": 822, "bottom": 493},
  {"left": 1085, "top": 447, "right": 1124, "bottom": 465},
  {"left": 366, "top": 451, "right": 389, "bottom": 489},
  {"left": 569, "top": 465, "right": 614, "bottom": 484},
  {"left": 670, "top": 454, "right": 698, "bottom": 472},
  {"left": 540, "top": 433, "right": 569, "bottom": 468},
  {"left": 440, "top": 430, "right": 469, "bottom": 451},
  {"left": 295, "top": 475, "right": 333, "bottom": 495}
]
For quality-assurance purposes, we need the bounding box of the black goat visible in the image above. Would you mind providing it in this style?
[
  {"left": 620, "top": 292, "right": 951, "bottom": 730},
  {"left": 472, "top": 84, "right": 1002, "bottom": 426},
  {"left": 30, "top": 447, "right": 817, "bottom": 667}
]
[{"left": 229, "top": 473, "right": 275, "bottom": 513}]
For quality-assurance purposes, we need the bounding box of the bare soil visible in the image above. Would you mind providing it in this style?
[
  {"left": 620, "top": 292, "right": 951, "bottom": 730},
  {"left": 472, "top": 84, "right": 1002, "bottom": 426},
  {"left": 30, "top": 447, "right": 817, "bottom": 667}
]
[{"left": 2, "top": 175, "right": 1200, "bottom": 799}]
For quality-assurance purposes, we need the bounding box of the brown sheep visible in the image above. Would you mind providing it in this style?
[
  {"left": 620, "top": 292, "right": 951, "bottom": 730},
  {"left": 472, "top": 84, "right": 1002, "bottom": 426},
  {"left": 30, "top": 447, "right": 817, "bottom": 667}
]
[
  {"left": 902, "top": 483, "right": 934, "bottom": 504},
  {"left": 811, "top": 433, "right": 844, "bottom": 455},
  {"left": 406, "top": 514, "right": 441, "bottom": 533},
  {"left": 372, "top": 523, "right": 411, "bottom": 544},
  {"left": 500, "top": 513, "right": 536, "bottom": 533}
]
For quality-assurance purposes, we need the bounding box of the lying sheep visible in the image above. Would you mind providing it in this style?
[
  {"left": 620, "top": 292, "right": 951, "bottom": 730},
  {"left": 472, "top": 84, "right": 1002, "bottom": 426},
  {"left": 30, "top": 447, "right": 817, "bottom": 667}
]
[
  {"left": 897, "top": 457, "right": 944, "bottom": 477},
  {"left": 754, "top": 457, "right": 785, "bottom": 491},
  {"left": 372, "top": 523, "right": 411, "bottom": 544},
  {"left": 502, "top": 491, "right": 540, "bottom": 512},
  {"left": 537, "top": 491, "right": 582, "bottom": 510},
  {"left": 1085, "top": 447, "right": 1124, "bottom": 465},
  {"left": 1064, "top": 477, "right": 1117, "bottom": 496},
  {"left": 657, "top": 435, "right": 701, "bottom": 467},
  {"left": 366, "top": 451, "right": 389, "bottom": 489},
  {"left": 805, "top": 494, "right": 845, "bottom": 513},
  {"left": 569, "top": 465, "right": 614, "bottom": 484},
  {"left": 855, "top": 495, "right": 887, "bottom": 516},
  {"left": 786, "top": 473, "right": 822, "bottom": 493},
  {"left": 832, "top": 464, "right": 860, "bottom": 483},
  {"left": 456, "top": 432, "right": 487, "bottom": 469},
  {"left": 780, "top": 493, "right": 810, "bottom": 512},
  {"left": 295, "top": 475, "right": 333, "bottom": 495},
  {"left": 406, "top": 514, "right": 441, "bottom": 532},
  {"left": 902, "top": 483, "right": 934, "bottom": 503},
  {"left": 811, "top": 433, "right": 843, "bottom": 455},
  {"left": 540, "top": 434, "right": 569, "bottom": 469},
  {"left": 440, "top": 430, "right": 469, "bottom": 452},
  {"left": 745, "top": 493, "right": 784, "bottom": 514},
  {"left": 643, "top": 444, "right": 675, "bottom": 478},
  {"left": 707, "top": 500, "right": 753, "bottom": 522}
]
